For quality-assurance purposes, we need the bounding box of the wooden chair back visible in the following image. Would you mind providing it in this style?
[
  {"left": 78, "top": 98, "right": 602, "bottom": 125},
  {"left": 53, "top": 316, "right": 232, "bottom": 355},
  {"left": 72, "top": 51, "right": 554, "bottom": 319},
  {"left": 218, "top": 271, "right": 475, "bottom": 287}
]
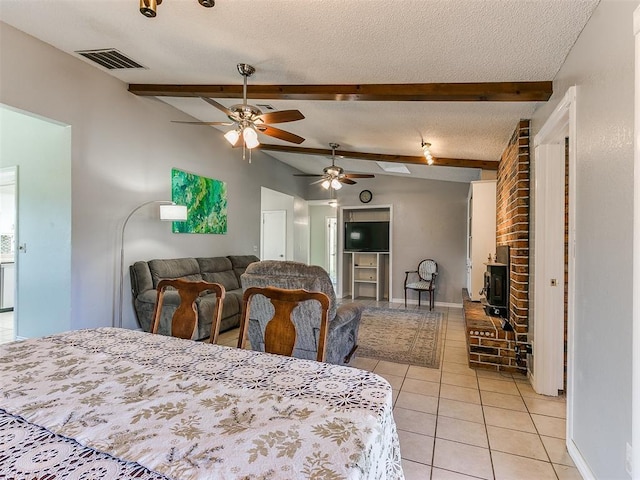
[
  {"left": 151, "top": 278, "right": 225, "bottom": 343},
  {"left": 237, "top": 286, "right": 330, "bottom": 362}
]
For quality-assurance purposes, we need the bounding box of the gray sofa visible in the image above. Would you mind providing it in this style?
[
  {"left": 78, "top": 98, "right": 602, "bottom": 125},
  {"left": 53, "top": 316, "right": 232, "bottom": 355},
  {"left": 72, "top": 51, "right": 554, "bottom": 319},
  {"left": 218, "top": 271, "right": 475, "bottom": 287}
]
[
  {"left": 130, "top": 255, "right": 259, "bottom": 340},
  {"left": 241, "top": 260, "right": 363, "bottom": 365}
]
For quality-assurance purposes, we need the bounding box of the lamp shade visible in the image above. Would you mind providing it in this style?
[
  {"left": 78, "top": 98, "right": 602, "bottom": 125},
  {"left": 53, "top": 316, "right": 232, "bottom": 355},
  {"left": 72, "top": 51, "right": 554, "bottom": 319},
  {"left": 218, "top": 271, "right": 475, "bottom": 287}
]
[
  {"left": 224, "top": 129, "right": 240, "bottom": 146},
  {"left": 160, "top": 204, "right": 188, "bottom": 221}
]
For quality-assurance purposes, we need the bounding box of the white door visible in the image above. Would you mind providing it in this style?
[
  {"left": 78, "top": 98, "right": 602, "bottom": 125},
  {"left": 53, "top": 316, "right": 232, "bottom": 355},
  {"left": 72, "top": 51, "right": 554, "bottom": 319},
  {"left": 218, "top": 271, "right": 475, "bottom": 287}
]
[{"left": 261, "top": 210, "right": 287, "bottom": 260}]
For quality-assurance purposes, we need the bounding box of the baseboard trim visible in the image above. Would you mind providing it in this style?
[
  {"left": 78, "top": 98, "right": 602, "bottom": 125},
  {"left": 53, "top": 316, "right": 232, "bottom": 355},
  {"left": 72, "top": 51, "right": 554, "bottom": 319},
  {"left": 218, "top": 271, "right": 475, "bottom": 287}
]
[
  {"left": 391, "top": 298, "right": 463, "bottom": 308},
  {"left": 566, "top": 438, "right": 595, "bottom": 480}
]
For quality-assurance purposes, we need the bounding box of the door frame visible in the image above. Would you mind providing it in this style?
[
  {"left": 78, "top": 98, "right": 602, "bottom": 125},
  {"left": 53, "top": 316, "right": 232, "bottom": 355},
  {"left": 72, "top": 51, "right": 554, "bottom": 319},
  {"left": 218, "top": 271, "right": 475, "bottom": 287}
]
[
  {"left": 532, "top": 86, "right": 586, "bottom": 474},
  {"left": 633, "top": 7, "right": 640, "bottom": 478}
]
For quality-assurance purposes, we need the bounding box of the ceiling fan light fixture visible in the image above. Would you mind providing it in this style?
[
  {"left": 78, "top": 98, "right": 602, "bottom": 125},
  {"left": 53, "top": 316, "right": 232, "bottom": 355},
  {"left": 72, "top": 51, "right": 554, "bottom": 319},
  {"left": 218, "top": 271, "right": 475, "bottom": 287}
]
[
  {"left": 243, "top": 126, "right": 260, "bottom": 149},
  {"left": 224, "top": 129, "right": 241, "bottom": 146},
  {"left": 321, "top": 179, "right": 331, "bottom": 190},
  {"left": 139, "top": 0, "right": 161, "bottom": 17},
  {"left": 331, "top": 178, "right": 342, "bottom": 190}
]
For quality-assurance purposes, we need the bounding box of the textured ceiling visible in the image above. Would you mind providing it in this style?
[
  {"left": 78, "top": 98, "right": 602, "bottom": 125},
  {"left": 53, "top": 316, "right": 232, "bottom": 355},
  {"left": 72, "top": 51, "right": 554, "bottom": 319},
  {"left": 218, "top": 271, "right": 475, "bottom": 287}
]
[{"left": 0, "top": 0, "right": 599, "bottom": 182}]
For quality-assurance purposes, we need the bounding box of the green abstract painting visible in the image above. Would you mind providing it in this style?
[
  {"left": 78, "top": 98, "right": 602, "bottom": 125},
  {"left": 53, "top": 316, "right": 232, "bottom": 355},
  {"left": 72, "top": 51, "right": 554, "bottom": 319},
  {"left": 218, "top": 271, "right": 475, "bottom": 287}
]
[{"left": 171, "top": 168, "right": 227, "bottom": 234}]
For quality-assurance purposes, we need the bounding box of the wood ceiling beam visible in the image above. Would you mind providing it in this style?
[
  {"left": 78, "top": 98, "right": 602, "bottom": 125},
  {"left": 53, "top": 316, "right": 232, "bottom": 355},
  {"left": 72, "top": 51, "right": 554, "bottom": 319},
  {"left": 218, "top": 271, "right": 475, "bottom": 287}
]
[
  {"left": 256, "top": 144, "right": 500, "bottom": 170},
  {"left": 128, "top": 81, "right": 552, "bottom": 102}
]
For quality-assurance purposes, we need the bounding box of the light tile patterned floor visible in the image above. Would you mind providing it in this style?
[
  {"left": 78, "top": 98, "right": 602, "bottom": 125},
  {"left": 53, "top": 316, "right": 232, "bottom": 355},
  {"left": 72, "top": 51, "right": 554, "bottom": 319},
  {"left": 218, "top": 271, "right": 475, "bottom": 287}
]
[
  {"left": 220, "top": 301, "right": 581, "bottom": 480},
  {"left": 0, "top": 311, "right": 14, "bottom": 344}
]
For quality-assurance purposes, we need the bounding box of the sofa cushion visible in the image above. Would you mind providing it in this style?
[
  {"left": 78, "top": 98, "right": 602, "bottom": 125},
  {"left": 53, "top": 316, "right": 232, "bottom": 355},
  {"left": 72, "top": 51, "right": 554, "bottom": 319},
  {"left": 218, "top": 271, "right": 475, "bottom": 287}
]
[
  {"left": 130, "top": 261, "right": 154, "bottom": 297},
  {"left": 197, "top": 257, "right": 239, "bottom": 290},
  {"left": 228, "top": 255, "right": 260, "bottom": 284},
  {"left": 148, "top": 258, "right": 202, "bottom": 288}
]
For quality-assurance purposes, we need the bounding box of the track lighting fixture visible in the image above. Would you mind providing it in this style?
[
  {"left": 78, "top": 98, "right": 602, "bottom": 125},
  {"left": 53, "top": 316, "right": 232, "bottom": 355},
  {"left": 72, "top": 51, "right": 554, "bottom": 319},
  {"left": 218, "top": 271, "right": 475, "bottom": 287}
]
[
  {"left": 139, "top": 0, "right": 161, "bottom": 17},
  {"left": 422, "top": 142, "right": 434, "bottom": 166},
  {"left": 140, "top": 0, "right": 214, "bottom": 18}
]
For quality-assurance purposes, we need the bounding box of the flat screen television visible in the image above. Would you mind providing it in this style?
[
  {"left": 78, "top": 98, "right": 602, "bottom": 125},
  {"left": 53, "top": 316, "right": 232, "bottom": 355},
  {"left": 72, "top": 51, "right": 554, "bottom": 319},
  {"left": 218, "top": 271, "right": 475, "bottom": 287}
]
[{"left": 344, "top": 221, "right": 390, "bottom": 252}]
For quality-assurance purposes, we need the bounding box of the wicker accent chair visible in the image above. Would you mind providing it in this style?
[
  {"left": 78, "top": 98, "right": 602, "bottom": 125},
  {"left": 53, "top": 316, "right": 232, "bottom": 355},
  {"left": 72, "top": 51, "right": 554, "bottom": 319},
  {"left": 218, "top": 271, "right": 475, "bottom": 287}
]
[
  {"left": 240, "top": 260, "right": 362, "bottom": 365},
  {"left": 404, "top": 259, "right": 438, "bottom": 310}
]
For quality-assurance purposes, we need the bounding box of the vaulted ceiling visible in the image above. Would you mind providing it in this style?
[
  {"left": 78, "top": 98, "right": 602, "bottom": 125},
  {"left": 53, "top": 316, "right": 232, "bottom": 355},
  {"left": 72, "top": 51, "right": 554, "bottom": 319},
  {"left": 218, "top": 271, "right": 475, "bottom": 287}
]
[{"left": 0, "top": 0, "right": 600, "bottom": 183}]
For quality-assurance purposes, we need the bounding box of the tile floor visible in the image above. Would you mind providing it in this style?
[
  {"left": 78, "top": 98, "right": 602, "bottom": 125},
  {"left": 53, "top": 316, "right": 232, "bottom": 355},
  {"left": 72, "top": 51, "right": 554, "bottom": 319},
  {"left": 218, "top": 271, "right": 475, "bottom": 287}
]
[
  {"left": 0, "top": 310, "right": 14, "bottom": 344},
  {"left": 220, "top": 301, "right": 580, "bottom": 480}
]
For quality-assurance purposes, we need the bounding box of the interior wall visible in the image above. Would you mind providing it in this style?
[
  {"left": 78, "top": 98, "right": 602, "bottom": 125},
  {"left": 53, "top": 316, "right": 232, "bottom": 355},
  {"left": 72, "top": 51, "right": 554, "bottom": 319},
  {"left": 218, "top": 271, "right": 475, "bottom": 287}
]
[
  {"left": 333, "top": 175, "right": 468, "bottom": 305},
  {"left": 530, "top": 1, "right": 636, "bottom": 477},
  {"left": 0, "top": 22, "right": 309, "bottom": 332}
]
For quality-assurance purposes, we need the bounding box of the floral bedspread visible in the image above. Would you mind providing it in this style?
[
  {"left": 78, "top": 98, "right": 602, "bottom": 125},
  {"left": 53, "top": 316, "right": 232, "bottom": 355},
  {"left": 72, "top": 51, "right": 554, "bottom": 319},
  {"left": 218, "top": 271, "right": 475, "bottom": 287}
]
[{"left": 0, "top": 328, "right": 404, "bottom": 479}]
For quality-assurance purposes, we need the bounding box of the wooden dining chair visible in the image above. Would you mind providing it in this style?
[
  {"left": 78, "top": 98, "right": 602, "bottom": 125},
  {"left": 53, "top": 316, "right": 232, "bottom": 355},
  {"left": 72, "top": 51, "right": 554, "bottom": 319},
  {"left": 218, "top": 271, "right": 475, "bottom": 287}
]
[
  {"left": 237, "top": 286, "right": 331, "bottom": 362},
  {"left": 151, "top": 278, "right": 225, "bottom": 343}
]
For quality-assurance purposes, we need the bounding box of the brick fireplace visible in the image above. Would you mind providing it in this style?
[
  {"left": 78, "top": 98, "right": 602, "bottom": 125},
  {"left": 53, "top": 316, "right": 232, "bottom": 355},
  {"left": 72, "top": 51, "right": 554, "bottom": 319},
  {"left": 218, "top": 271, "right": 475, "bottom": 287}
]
[{"left": 463, "top": 120, "right": 530, "bottom": 373}]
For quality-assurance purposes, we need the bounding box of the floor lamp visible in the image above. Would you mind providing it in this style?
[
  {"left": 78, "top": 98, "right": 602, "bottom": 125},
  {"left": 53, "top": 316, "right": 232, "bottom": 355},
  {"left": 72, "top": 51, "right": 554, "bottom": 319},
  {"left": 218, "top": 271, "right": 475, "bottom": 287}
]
[{"left": 115, "top": 200, "right": 188, "bottom": 328}]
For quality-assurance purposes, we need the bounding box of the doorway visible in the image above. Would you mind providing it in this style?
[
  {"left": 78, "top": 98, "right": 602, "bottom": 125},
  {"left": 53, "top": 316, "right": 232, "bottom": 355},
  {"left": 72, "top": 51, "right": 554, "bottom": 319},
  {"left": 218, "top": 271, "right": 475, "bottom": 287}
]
[
  {"left": 0, "top": 167, "right": 16, "bottom": 344},
  {"left": 325, "top": 216, "right": 338, "bottom": 284},
  {"left": 531, "top": 86, "right": 576, "bottom": 454},
  {"left": 0, "top": 105, "right": 72, "bottom": 339}
]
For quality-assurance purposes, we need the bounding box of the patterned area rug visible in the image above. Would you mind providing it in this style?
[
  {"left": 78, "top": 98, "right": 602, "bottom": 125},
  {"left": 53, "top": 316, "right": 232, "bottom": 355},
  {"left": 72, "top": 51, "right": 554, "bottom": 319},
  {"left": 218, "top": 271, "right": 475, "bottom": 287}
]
[{"left": 357, "top": 307, "right": 444, "bottom": 368}]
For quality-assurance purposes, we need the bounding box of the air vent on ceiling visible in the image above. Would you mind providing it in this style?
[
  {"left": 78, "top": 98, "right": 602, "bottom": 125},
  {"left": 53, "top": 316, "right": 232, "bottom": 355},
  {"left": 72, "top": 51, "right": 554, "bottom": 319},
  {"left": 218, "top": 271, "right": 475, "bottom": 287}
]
[
  {"left": 256, "top": 104, "right": 275, "bottom": 111},
  {"left": 75, "top": 49, "right": 146, "bottom": 70}
]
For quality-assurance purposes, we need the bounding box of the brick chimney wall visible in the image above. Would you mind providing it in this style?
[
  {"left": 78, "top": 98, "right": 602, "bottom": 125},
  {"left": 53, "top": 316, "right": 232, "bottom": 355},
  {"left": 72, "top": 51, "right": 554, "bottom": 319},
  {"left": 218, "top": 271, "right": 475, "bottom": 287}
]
[{"left": 496, "top": 120, "right": 530, "bottom": 348}]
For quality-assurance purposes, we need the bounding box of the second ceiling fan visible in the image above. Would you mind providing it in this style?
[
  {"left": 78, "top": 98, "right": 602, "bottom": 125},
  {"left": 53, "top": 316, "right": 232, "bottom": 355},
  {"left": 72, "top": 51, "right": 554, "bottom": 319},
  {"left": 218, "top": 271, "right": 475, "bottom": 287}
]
[{"left": 295, "top": 143, "right": 375, "bottom": 189}]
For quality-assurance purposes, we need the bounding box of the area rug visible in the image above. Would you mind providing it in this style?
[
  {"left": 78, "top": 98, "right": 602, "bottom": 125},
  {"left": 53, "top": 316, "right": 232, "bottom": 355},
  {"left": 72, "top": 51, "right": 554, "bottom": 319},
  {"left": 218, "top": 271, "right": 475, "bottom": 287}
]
[{"left": 356, "top": 307, "right": 444, "bottom": 368}]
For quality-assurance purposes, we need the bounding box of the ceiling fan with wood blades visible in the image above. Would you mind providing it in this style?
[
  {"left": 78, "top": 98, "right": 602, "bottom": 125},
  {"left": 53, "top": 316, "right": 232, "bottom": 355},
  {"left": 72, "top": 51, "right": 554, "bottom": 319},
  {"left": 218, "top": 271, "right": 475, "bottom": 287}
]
[
  {"left": 294, "top": 143, "right": 375, "bottom": 189},
  {"left": 172, "top": 63, "right": 305, "bottom": 159}
]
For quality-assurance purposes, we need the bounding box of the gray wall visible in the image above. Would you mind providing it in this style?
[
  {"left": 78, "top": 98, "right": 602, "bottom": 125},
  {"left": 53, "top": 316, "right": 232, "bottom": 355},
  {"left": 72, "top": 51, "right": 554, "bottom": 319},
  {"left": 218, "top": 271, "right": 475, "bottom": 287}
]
[
  {"left": 334, "top": 175, "right": 468, "bottom": 305},
  {"left": 530, "top": 1, "right": 636, "bottom": 477},
  {"left": 0, "top": 22, "right": 309, "bottom": 332}
]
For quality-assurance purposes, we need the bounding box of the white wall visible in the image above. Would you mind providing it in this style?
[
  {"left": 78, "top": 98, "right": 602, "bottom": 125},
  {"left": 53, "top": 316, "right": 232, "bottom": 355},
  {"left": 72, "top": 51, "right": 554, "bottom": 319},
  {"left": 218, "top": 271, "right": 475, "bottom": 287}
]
[
  {"left": 531, "top": 1, "right": 637, "bottom": 477},
  {"left": 324, "top": 175, "right": 468, "bottom": 305},
  {"left": 0, "top": 22, "right": 309, "bottom": 332}
]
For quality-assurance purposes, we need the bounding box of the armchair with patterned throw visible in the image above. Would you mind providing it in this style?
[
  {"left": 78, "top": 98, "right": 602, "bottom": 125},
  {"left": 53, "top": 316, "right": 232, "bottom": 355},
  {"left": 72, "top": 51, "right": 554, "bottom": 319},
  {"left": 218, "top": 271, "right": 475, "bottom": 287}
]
[
  {"left": 404, "top": 259, "right": 438, "bottom": 310},
  {"left": 240, "top": 260, "right": 362, "bottom": 365}
]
